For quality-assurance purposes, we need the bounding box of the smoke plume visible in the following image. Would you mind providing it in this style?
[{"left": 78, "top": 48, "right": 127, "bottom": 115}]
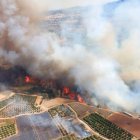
[{"left": 1, "top": 0, "right": 140, "bottom": 114}]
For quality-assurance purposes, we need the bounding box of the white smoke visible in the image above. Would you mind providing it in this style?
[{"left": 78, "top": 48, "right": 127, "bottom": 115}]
[
  {"left": 54, "top": 115, "right": 91, "bottom": 138},
  {"left": 16, "top": 0, "right": 119, "bottom": 10},
  {"left": 1, "top": 0, "right": 140, "bottom": 114}
]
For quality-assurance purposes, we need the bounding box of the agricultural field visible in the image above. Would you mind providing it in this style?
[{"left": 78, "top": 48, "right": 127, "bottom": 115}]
[
  {"left": 9, "top": 112, "right": 61, "bottom": 140},
  {"left": 0, "top": 91, "right": 14, "bottom": 102},
  {"left": 48, "top": 104, "right": 75, "bottom": 118},
  {"left": 0, "top": 104, "right": 41, "bottom": 118},
  {"left": 0, "top": 119, "right": 16, "bottom": 139},
  {"left": 48, "top": 105, "right": 75, "bottom": 137},
  {"left": 0, "top": 94, "right": 42, "bottom": 118},
  {"left": 41, "top": 98, "right": 74, "bottom": 109},
  {"left": 108, "top": 112, "right": 140, "bottom": 138},
  {"left": 49, "top": 105, "right": 92, "bottom": 139},
  {"left": 68, "top": 102, "right": 112, "bottom": 118},
  {"left": 83, "top": 113, "right": 134, "bottom": 140},
  {"left": 68, "top": 102, "right": 95, "bottom": 118},
  {"left": 58, "top": 134, "right": 78, "bottom": 140},
  {"left": 0, "top": 96, "right": 15, "bottom": 110},
  {"left": 82, "top": 135, "right": 104, "bottom": 140}
]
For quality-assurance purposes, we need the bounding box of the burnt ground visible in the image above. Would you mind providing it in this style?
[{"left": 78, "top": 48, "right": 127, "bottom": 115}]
[{"left": 8, "top": 112, "right": 61, "bottom": 140}]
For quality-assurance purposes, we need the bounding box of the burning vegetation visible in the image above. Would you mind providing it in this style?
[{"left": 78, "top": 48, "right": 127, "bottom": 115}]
[
  {"left": 25, "top": 75, "right": 31, "bottom": 83},
  {"left": 0, "top": 65, "right": 86, "bottom": 103},
  {"left": 0, "top": 0, "right": 140, "bottom": 139}
]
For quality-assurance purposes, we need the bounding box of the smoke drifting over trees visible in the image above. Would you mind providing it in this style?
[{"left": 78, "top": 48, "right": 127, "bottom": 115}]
[{"left": 0, "top": 0, "right": 140, "bottom": 113}]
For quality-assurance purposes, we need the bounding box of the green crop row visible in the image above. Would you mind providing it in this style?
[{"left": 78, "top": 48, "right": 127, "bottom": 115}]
[{"left": 83, "top": 113, "right": 133, "bottom": 140}]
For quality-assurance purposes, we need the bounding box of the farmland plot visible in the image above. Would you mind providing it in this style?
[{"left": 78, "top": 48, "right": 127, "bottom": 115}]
[{"left": 9, "top": 112, "right": 61, "bottom": 140}]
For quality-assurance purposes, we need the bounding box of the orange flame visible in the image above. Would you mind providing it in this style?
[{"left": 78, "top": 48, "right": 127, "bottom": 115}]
[
  {"left": 25, "top": 76, "right": 31, "bottom": 83},
  {"left": 63, "top": 87, "right": 70, "bottom": 95},
  {"left": 77, "top": 94, "right": 85, "bottom": 103}
]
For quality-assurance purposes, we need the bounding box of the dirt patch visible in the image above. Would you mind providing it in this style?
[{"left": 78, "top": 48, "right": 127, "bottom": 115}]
[
  {"left": 108, "top": 112, "right": 140, "bottom": 138},
  {"left": 69, "top": 102, "right": 112, "bottom": 119},
  {"left": 0, "top": 91, "right": 15, "bottom": 101},
  {"left": 42, "top": 98, "right": 74, "bottom": 109}
]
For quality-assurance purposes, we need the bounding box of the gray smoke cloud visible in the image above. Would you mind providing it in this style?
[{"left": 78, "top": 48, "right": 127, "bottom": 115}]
[
  {"left": 54, "top": 115, "right": 91, "bottom": 138},
  {"left": 1, "top": 0, "right": 140, "bottom": 114}
]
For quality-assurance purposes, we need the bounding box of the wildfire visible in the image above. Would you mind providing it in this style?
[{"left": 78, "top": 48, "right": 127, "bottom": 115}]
[
  {"left": 63, "top": 87, "right": 70, "bottom": 94},
  {"left": 23, "top": 75, "right": 84, "bottom": 103},
  {"left": 77, "top": 94, "right": 85, "bottom": 103},
  {"left": 63, "top": 86, "right": 84, "bottom": 101},
  {"left": 69, "top": 92, "right": 76, "bottom": 100},
  {"left": 25, "top": 76, "right": 31, "bottom": 83}
]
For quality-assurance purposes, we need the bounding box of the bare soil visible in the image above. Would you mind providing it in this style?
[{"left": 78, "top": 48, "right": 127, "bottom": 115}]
[
  {"left": 108, "top": 112, "right": 140, "bottom": 138},
  {"left": 0, "top": 91, "right": 14, "bottom": 101}
]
